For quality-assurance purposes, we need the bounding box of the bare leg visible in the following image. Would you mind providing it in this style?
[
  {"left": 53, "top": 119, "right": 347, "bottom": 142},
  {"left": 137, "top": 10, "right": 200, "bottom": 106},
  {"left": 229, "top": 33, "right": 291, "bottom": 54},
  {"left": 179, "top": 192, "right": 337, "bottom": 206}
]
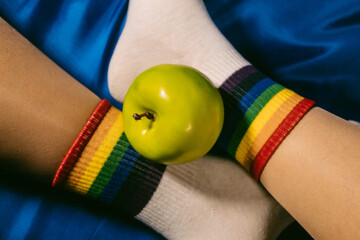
[
  {"left": 0, "top": 18, "right": 100, "bottom": 181},
  {"left": 261, "top": 107, "right": 360, "bottom": 239}
]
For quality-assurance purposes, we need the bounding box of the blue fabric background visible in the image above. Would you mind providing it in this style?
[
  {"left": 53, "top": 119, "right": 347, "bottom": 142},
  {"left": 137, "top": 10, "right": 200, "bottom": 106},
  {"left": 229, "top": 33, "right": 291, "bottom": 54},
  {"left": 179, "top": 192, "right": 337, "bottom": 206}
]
[{"left": 0, "top": 0, "right": 359, "bottom": 239}]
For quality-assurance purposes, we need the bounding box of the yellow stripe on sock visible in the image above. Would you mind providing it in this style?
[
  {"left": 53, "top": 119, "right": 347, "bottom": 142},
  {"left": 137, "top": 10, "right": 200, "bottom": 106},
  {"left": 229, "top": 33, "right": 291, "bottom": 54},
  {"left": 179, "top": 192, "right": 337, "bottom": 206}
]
[
  {"left": 71, "top": 108, "right": 124, "bottom": 194},
  {"left": 67, "top": 107, "right": 120, "bottom": 189},
  {"left": 235, "top": 88, "right": 295, "bottom": 170},
  {"left": 247, "top": 94, "right": 303, "bottom": 161}
]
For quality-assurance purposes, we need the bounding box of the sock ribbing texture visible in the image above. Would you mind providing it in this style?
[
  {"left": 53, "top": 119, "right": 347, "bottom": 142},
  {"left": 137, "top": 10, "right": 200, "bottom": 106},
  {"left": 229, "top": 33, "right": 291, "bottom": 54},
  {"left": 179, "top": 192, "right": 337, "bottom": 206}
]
[
  {"left": 66, "top": 106, "right": 166, "bottom": 216},
  {"left": 108, "top": 0, "right": 248, "bottom": 102},
  {"left": 52, "top": 0, "right": 308, "bottom": 238},
  {"left": 218, "top": 66, "right": 315, "bottom": 180},
  {"left": 56, "top": 101, "right": 293, "bottom": 239},
  {"left": 107, "top": 0, "right": 314, "bottom": 180}
]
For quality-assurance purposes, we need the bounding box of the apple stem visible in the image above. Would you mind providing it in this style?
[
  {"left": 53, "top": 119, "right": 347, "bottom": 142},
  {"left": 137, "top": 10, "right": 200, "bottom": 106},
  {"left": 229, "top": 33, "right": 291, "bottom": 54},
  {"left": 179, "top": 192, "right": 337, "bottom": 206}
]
[{"left": 133, "top": 112, "right": 155, "bottom": 121}]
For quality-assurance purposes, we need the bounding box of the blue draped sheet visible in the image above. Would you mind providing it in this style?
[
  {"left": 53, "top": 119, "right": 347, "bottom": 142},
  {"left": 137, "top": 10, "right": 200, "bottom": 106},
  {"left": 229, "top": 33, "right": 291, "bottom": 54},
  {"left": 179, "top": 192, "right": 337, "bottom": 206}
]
[{"left": 0, "top": 0, "right": 359, "bottom": 239}]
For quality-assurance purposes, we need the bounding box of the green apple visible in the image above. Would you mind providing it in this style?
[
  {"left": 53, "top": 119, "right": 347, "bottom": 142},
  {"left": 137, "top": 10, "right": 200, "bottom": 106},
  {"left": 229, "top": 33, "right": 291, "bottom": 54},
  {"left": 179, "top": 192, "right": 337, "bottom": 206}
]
[{"left": 123, "top": 64, "right": 224, "bottom": 164}]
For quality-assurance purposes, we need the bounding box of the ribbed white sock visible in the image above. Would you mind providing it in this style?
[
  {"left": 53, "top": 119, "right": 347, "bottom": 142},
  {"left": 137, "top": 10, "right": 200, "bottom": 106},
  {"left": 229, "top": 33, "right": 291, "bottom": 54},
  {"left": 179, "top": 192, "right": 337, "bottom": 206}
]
[
  {"left": 60, "top": 104, "right": 293, "bottom": 240},
  {"left": 138, "top": 154, "right": 292, "bottom": 240},
  {"left": 108, "top": 0, "right": 248, "bottom": 102},
  {"left": 106, "top": 1, "right": 294, "bottom": 239}
]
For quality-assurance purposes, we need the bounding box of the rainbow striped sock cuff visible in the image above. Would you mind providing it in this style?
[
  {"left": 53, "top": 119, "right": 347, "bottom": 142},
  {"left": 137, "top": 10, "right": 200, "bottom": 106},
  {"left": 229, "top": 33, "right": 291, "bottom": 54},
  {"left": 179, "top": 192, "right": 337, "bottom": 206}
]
[
  {"left": 54, "top": 101, "right": 166, "bottom": 216},
  {"left": 218, "top": 65, "right": 315, "bottom": 181},
  {"left": 52, "top": 100, "right": 112, "bottom": 187}
]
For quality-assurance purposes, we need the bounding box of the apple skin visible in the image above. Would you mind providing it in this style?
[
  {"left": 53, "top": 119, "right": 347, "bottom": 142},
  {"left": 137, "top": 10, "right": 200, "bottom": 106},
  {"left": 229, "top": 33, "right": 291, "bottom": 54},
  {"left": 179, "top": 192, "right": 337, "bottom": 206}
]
[{"left": 123, "top": 64, "right": 224, "bottom": 165}]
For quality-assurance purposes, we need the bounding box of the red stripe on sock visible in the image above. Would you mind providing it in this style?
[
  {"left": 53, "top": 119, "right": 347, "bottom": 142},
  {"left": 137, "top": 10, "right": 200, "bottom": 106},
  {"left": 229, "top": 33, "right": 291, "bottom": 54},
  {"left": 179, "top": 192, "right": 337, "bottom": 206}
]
[
  {"left": 251, "top": 98, "right": 315, "bottom": 181},
  {"left": 52, "top": 99, "right": 112, "bottom": 187}
]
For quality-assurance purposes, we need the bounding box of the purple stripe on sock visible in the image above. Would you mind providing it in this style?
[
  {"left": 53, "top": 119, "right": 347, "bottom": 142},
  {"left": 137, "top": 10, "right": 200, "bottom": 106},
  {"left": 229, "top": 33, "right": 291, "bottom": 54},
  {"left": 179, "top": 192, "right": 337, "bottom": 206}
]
[{"left": 220, "top": 65, "right": 258, "bottom": 92}]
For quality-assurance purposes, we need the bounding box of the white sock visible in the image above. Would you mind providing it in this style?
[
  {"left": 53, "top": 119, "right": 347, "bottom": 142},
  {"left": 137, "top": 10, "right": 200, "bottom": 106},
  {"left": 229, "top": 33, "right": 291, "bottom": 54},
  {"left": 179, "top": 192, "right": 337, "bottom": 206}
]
[
  {"left": 138, "top": 154, "right": 293, "bottom": 240},
  {"left": 108, "top": 0, "right": 248, "bottom": 102},
  {"left": 106, "top": 1, "right": 293, "bottom": 239},
  {"left": 62, "top": 105, "right": 293, "bottom": 240}
]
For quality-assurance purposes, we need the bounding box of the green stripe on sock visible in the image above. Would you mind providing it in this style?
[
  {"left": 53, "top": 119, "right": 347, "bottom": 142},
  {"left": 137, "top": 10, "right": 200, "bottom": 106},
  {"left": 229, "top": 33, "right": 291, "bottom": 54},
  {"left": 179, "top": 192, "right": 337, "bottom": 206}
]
[
  {"left": 87, "top": 133, "right": 130, "bottom": 198},
  {"left": 227, "top": 84, "right": 284, "bottom": 156}
]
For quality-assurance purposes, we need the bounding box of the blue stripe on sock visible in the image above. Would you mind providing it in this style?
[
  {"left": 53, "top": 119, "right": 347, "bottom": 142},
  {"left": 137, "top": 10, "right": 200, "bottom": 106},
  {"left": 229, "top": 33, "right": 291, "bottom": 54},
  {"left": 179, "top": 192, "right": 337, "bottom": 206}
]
[
  {"left": 99, "top": 146, "right": 138, "bottom": 203},
  {"left": 238, "top": 78, "right": 276, "bottom": 112},
  {"left": 218, "top": 78, "right": 275, "bottom": 150}
]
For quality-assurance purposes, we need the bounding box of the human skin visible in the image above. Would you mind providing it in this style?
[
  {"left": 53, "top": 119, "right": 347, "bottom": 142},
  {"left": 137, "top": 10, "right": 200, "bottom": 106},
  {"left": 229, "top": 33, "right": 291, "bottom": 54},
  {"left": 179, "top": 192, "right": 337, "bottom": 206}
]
[
  {"left": 1, "top": 18, "right": 360, "bottom": 239},
  {"left": 0, "top": 18, "right": 100, "bottom": 181},
  {"left": 261, "top": 108, "right": 360, "bottom": 239}
]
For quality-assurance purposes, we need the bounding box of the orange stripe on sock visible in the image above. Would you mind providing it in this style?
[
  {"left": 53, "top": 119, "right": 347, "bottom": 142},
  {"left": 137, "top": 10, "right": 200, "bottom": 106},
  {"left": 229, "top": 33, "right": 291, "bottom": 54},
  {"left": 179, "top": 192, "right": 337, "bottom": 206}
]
[
  {"left": 247, "top": 94, "right": 303, "bottom": 161},
  {"left": 67, "top": 107, "right": 119, "bottom": 188},
  {"left": 235, "top": 89, "right": 294, "bottom": 170}
]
